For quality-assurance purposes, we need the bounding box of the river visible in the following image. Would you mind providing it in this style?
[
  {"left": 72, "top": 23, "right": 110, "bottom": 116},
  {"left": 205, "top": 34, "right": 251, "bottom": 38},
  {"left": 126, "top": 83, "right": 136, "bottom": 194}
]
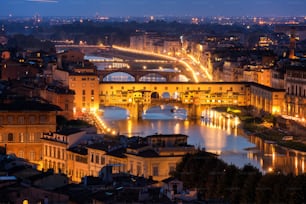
[{"left": 99, "top": 106, "right": 306, "bottom": 175}]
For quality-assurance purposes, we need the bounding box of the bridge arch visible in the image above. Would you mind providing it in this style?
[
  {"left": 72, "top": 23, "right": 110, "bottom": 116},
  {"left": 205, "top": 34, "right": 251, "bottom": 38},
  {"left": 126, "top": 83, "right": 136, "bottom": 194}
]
[
  {"left": 100, "top": 106, "right": 130, "bottom": 119},
  {"left": 171, "top": 74, "right": 190, "bottom": 82},
  {"left": 151, "top": 92, "right": 159, "bottom": 99},
  {"left": 102, "top": 72, "right": 135, "bottom": 82},
  {"left": 139, "top": 73, "right": 167, "bottom": 82},
  {"left": 161, "top": 92, "right": 171, "bottom": 99}
]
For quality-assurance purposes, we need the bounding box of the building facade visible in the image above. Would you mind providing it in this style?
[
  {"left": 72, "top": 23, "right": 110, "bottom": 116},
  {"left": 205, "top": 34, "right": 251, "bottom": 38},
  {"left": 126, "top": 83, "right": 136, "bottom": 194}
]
[
  {"left": 0, "top": 101, "right": 61, "bottom": 169},
  {"left": 69, "top": 73, "right": 100, "bottom": 115}
]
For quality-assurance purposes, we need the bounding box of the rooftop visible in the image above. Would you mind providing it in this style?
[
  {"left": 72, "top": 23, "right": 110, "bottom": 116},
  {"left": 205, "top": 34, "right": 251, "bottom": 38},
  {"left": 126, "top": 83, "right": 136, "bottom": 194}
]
[{"left": 0, "top": 100, "right": 62, "bottom": 111}]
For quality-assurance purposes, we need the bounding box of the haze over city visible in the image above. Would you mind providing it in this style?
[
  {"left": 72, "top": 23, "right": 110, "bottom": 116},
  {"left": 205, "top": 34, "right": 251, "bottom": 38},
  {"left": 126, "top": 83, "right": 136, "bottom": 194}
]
[{"left": 1, "top": 0, "right": 306, "bottom": 17}]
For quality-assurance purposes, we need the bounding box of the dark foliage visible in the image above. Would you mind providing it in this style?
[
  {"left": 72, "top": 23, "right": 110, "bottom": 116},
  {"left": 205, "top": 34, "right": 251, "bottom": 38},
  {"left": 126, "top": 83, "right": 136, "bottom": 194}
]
[{"left": 174, "top": 151, "right": 306, "bottom": 203}]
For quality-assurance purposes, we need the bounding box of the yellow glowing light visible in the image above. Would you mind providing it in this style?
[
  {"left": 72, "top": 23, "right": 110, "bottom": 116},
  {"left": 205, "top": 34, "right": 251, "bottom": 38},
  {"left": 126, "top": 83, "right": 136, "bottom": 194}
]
[
  {"left": 112, "top": 45, "right": 199, "bottom": 82},
  {"left": 272, "top": 106, "right": 280, "bottom": 114}
]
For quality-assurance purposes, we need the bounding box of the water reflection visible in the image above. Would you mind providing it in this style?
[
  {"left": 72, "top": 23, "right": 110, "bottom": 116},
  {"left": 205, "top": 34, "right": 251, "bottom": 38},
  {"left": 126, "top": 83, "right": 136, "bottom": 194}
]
[
  {"left": 249, "top": 135, "right": 306, "bottom": 175},
  {"left": 100, "top": 107, "right": 306, "bottom": 175}
]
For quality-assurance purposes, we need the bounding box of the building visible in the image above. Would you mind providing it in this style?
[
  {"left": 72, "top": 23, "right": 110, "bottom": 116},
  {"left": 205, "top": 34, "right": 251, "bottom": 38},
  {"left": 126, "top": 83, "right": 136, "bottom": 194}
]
[
  {"left": 250, "top": 83, "right": 285, "bottom": 115},
  {"left": 0, "top": 59, "right": 39, "bottom": 80},
  {"left": 40, "top": 85, "right": 75, "bottom": 120},
  {"left": 68, "top": 72, "right": 100, "bottom": 115},
  {"left": 86, "top": 134, "right": 195, "bottom": 181},
  {"left": 41, "top": 129, "right": 86, "bottom": 174},
  {"left": 285, "top": 63, "right": 306, "bottom": 118},
  {"left": 0, "top": 100, "right": 61, "bottom": 169},
  {"left": 57, "top": 50, "right": 85, "bottom": 69}
]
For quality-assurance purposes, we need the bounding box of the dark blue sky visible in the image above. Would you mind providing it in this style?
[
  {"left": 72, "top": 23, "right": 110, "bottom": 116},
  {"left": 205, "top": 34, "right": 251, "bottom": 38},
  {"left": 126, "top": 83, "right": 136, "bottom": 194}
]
[{"left": 1, "top": 0, "right": 306, "bottom": 17}]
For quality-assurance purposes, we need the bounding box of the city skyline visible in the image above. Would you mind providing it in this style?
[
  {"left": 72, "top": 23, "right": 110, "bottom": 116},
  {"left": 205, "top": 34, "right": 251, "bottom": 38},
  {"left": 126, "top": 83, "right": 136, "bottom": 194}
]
[{"left": 1, "top": 0, "right": 306, "bottom": 18}]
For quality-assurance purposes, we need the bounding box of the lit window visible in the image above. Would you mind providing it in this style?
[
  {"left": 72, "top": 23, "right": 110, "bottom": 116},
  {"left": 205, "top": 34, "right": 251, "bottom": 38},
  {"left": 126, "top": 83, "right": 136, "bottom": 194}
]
[
  {"left": 19, "top": 133, "right": 24, "bottom": 143},
  {"left": 29, "top": 151, "right": 35, "bottom": 161}
]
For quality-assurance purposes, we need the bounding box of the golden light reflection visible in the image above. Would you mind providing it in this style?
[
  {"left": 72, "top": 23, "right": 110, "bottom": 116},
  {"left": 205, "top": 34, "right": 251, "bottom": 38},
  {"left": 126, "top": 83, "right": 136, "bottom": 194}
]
[
  {"left": 173, "top": 122, "right": 180, "bottom": 134},
  {"left": 127, "top": 119, "right": 132, "bottom": 137},
  {"left": 91, "top": 111, "right": 118, "bottom": 135},
  {"left": 200, "top": 109, "right": 241, "bottom": 135},
  {"left": 295, "top": 156, "right": 299, "bottom": 175},
  {"left": 184, "top": 120, "right": 190, "bottom": 128}
]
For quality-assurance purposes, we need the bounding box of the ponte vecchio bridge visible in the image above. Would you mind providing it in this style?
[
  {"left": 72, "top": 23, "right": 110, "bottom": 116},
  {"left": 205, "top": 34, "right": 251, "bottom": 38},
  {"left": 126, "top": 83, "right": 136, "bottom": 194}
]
[
  {"left": 99, "top": 81, "right": 285, "bottom": 119},
  {"left": 97, "top": 68, "right": 184, "bottom": 82}
]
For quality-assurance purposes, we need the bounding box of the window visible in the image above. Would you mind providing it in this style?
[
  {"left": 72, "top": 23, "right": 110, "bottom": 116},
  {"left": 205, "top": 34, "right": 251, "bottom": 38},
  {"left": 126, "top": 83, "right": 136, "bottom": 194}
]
[
  {"left": 95, "top": 154, "right": 99, "bottom": 164},
  {"left": 39, "top": 115, "right": 47, "bottom": 123},
  {"left": 19, "top": 133, "right": 24, "bottom": 143},
  {"left": 8, "top": 133, "right": 13, "bottom": 142},
  {"left": 82, "top": 90, "right": 86, "bottom": 95},
  {"left": 57, "top": 149, "right": 61, "bottom": 159},
  {"left": 29, "top": 151, "right": 35, "bottom": 161},
  {"left": 29, "top": 116, "right": 36, "bottom": 124},
  {"left": 169, "top": 164, "right": 176, "bottom": 174},
  {"left": 18, "top": 116, "right": 25, "bottom": 124},
  {"left": 0, "top": 133, "right": 2, "bottom": 142},
  {"left": 7, "top": 116, "right": 14, "bottom": 124},
  {"left": 48, "top": 146, "right": 51, "bottom": 157},
  {"left": 101, "top": 156, "right": 105, "bottom": 165},
  {"left": 91, "top": 153, "right": 94, "bottom": 162},
  {"left": 153, "top": 166, "right": 159, "bottom": 176},
  {"left": 137, "top": 163, "right": 141, "bottom": 176},
  {"left": 18, "top": 151, "right": 24, "bottom": 158},
  {"left": 130, "top": 161, "right": 134, "bottom": 173},
  {"left": 45, "top": 145, "right": 48, "bottom": 156},
  {"left": 62, "top": 149, "right": 65, "bottom": 160},
  {"left": 91, "top": 90, "right": 94, "bottom": 95},
  {"left": 0, "top": 116, "right": 3, "bottom": 125}
]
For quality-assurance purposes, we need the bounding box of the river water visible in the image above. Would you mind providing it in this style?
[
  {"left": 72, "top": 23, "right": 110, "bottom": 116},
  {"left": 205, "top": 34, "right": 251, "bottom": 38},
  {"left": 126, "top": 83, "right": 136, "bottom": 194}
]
[{"left": 99, "top": 106, "right": 306, "bottom": 175}]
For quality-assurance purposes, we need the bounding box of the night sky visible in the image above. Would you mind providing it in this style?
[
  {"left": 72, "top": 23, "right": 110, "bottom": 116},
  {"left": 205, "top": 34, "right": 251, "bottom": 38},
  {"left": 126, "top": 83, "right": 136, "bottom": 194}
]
[{"left": 1, "top": 0, "right": 306, "bottom": 17}]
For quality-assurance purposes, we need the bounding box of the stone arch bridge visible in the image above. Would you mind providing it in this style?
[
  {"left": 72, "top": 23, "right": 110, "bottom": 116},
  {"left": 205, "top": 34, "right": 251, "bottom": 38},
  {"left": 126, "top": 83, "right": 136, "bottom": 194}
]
[
  {"left": 97, "top": 68, "right": 188, "bottom": 82},
  {"left": 99, "top": 81, "right": 285, "bottom": 119}
]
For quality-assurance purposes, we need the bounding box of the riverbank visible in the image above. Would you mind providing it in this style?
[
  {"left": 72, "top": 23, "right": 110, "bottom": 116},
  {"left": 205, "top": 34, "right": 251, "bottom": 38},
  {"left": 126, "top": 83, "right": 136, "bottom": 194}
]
[
  {"left": 240, "top": 115, "right": 306, "bottom": 153},
  {"left": 212, "top": 106, "right": 306, "bottom": 153}
]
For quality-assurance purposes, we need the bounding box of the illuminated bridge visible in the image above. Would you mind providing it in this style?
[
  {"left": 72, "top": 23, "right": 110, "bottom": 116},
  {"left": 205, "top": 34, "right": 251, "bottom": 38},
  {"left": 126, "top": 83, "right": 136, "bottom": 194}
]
[
  {"left": 97, "top": 68, "right": 187, "bottom": 82},
  {"left": 99, "top": 81, "right": 285, "bottom": 119}
]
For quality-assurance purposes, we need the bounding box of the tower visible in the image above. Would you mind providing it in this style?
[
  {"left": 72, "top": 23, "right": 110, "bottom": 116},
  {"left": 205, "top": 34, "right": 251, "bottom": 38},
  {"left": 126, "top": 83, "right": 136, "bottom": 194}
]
[{"left": 289, "top": 27, "right": 296, "bottom": 60}]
